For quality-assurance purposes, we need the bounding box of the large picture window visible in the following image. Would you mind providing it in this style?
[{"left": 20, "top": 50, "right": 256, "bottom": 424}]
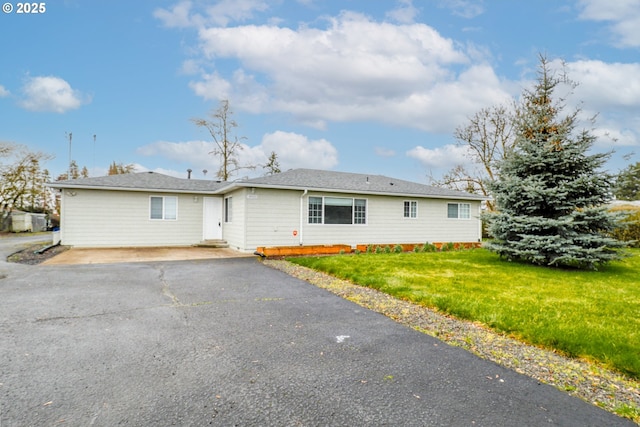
[
  {"left": 447, "top": 203, "right": 470, "bottom": 219},
  {"left": 308, "top": 196, "right": 367, "bottom": 225},
  {"left": 150, "top": 196, "right": 177, "bottom": 220}
]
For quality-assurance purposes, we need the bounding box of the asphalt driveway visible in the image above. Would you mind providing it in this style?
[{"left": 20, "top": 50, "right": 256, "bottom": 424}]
[{"left": 0, "top": 236, "right": 634, "bottom": 426}]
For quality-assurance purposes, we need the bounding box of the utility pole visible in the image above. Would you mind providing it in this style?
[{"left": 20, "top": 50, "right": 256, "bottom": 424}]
[
  {"left": 66, "top": 132, "right": 72, "bottom": 180},
  {"left": 93, "top": 134, "right": 96, "bottom": 173}
]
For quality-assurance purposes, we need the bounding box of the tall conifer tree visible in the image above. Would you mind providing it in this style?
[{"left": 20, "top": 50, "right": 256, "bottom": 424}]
[{"left": 486, "top": 57, "right": 625, "bottom": 269}]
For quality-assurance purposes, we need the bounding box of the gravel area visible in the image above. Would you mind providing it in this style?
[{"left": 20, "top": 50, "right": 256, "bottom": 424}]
[{"left": 264, "top": 259, "right": 640, "bottom": 424}]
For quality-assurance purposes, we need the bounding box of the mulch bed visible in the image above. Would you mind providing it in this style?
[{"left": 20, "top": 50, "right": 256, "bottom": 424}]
[
  {"left": 7, "top": 243, "right": 70, "bottom": 265},
  {"left": 263, "top": 259, "right": 640, "bottom": 424}
]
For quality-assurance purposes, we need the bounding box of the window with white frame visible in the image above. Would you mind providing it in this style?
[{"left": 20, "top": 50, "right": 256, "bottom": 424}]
[
  {"left": 404, "top": 200, "right": 417, "bottom": 218},
  {"left": 308, "top": 196, "right": 367, "bottom": 224},
  {"left": 308, "top": 197, "right": 323, "bottom": 224},
  {"left": 150, "top": 196, "right": 177, "bottom": 220},
  {"left": 447, "top": 202, "right": 470, "bottom": 219},
  {"left": 224, "top": 196, "right": 232, "bottom": 222}
]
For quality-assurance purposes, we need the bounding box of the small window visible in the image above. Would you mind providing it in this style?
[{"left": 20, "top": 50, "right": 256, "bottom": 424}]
[
  {"left": 447, "top": 203, "right": 470, "bottom": 219},
  {"left": 354, "top": 199, "right": 367, "bottom": 224},
  {"left": 224, "top": 197, "right": 232, "bottom": 223},
  {"left": 308, "top": 197, "right": 322, "bottom": 224},
  {"left": 150, "top": 196, "right": 178, "bottom": 220},
  {"left": 404, "top": 201, "right": 417, "bottom": 218}
]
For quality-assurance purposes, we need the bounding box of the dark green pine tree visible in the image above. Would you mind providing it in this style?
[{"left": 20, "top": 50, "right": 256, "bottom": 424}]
[{"left": 486, "top": 58, "right": 625, "bottom": 269}]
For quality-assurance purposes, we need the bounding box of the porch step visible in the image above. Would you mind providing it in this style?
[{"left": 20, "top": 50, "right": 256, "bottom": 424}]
[{"left": 196, "top": 239, "right": 229, "bottom": 248}]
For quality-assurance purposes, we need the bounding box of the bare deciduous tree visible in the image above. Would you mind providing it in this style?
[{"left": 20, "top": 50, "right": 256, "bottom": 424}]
[
  {"left": 192, "top": 100, "right": 255, "bottom": 181},
  {"left": 430, "top": 104, "right": 516, "bottom": 211}
]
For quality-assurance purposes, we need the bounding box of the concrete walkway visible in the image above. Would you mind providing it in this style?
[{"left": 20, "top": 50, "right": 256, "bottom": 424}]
[{"left": 43, "top": 246, "right": 255, "bottom": 265}]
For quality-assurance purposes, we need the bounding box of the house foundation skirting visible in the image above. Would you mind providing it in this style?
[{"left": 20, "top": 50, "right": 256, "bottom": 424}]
[{"left": 255, "top": 242, "right": 482, "bottom": 257}]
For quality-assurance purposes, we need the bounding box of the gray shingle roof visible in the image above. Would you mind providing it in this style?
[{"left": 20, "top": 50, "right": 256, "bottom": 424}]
[
  {"left": 48, "top": 169, "right": 485, "bottom": 200},
  {"left": 237, "top": 169, "right": 485, "bottom": 200},
  {"left": 48, "top": 171, "right": 227, "bottom": 193}
]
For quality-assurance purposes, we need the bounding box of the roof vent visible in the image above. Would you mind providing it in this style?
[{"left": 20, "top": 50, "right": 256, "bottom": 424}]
[
  {"left": 187, "top": 169, "right": 192, "bottom": 179},
  {"left": 366, "top": 177, "right": 370, "bottom": 184},
  {"left": 390, "top": 182, "right": 394, "bottom": 186}
]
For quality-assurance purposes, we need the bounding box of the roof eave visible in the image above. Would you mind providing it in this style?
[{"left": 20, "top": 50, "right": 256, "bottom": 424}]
[
  {"left": 228, "top": 182, "right": 486, "bottom": 200},
  {"left": 46, "top": 182, "right": 219, "bottom": 194}
]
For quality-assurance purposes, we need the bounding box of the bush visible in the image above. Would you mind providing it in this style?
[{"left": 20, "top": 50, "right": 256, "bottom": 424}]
[
  {"left": 442, "top": 242, "right": 456, "bottom": 252},
  {"left": 610, "top": 206, "right": 640, "bottom": 247},
  {"left": 422, "top": 243, "right": 437, "bottom": 252},
  {"left": 393, "top": 244, "right": 403, "bottom": 253}
]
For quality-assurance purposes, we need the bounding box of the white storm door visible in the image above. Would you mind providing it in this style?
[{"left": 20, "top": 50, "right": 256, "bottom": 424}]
[{"left": 203, "top": 197, "right": 223, "bottom": 240}]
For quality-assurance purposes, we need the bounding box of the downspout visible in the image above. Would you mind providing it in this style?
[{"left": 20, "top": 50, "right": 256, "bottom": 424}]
[{"left": 299, "top": 189, "right": 308, "bottom": 246}]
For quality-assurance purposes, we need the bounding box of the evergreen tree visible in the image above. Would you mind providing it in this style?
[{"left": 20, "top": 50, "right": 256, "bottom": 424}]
[
  {"left": 486, "top": 57, "right": 625, "bottom": 269},
  {"left": 614, "top": 161, "right": 640, "bottom": 201},
  {"left": 262, "top": 151, "right": 281, "bottom": 175}
]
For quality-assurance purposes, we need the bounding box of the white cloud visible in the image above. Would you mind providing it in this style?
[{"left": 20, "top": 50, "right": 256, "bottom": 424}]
[
  {"left": 154, "top": 0, "right": 269, "bottom": 28},
  {"left": 153, "top": 1, "right": 196, "bottom": 28},
  {"left": 564, "top": 60, "right": 640, "bottom": 109},
  {"left": 577, "top": 0, "right": 640, "bottom": 47},
  {"left": 188, "top": 72, "right": 233, "bottom": 101},
  {"left": 137, "top": 131, "right": 338, "bottom": 179},
  {"left": 0, "top": 85, "right": 9, "bottom": 97},
  {"left": 258, "top": 131, "right": 338, "bottom": 170},
  {"left": 437, "top": 0, "right": 485, "bottom": 19},
  {"left": 386, "top": 0, "right": 419, "bottom": 24},
  {"left": 547, "top": 59, "right": 640, "bottom": 148},
  {"left": 591, "top": 127, "right": 638, "bottom": 147},
  {"left": 185, "top": 11, "right": 511, "bottom": 132},
  {"left": 20, "top": 76, "right": 89, "bottom": 113},
  {"left": 406, "top": 144, "right": 471, "bottom": 169}
]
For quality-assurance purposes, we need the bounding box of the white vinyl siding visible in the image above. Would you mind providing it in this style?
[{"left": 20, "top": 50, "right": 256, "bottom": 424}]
[
  {"left": 221, "top": 190, "right": 246, "bottom": 250},
  {"left": 60, "top": 190, "right": 203, "bottom": 247},
  {"left": 241, "top": 188, "right": 301, "bottom": 250},
  {"left": 241, "top": 190, "right": 481, "bottom": 251}
]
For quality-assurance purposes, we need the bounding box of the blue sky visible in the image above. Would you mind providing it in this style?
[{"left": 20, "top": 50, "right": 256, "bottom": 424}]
[{"left": 1, "top": 0, "right": 639, "bottom": 183}]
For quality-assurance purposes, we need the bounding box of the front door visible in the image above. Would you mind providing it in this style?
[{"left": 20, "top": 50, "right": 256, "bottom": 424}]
[{"left": 203, "top": 197, "right": 223, "bottom": 240}]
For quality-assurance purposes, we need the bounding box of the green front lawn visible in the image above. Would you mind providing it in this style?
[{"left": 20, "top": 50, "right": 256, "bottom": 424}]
[{"left": 289, "top": 248, "right": 640, "bottom": 379}]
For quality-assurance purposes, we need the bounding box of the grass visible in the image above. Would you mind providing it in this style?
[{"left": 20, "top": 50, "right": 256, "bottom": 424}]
[{"left": 288, "top": 248, "right": 640, "bottom": 379}]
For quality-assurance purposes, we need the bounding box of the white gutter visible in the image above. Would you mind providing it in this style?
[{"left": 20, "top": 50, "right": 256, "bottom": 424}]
[{"left": 299, "top": 189, "right": 308, "bottom": 246}]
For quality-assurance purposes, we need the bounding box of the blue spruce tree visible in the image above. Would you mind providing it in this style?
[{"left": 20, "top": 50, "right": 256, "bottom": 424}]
[{"left": 486, "top": 58, "right": 625, "bottom": 269}]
